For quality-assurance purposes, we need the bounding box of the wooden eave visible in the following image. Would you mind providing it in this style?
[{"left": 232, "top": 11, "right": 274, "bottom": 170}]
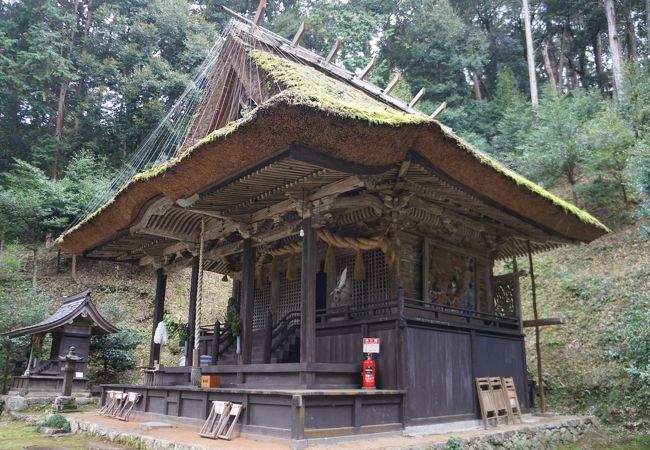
[{"left": 78, "top": 146, "right": 579, "bottom": 272}]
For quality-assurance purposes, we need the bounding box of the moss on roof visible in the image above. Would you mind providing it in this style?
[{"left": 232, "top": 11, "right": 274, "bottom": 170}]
[
  {"left": 249, "top": 49, "right": 428, "bottom": 126},
  {"left": 438, "top": 125, "right": 610, "bottom": 232},
  {"left": 57, "top": 46, "right": 607, "bottom": 249}
]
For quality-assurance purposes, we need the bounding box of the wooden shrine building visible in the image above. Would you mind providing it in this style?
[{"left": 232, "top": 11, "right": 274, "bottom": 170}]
[
  {"left": 4, "top": 289, "right": 118, "bottom": 396},
  {"left": 56, "top": 10, "right": 608, "bottom": 443}
]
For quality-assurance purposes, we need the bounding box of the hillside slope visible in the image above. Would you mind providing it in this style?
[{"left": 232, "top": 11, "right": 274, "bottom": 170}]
[
  {"left": 29, "top": 252, "right": 231, "bottom": 379},
  {"left": 521, "top": 221, "right": 650, "bottom": 427}
]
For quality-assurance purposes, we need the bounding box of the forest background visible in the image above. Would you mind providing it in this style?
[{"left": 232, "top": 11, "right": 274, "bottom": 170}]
[{"left": 0, "top": 0, "right": 649, "bottom": 433}]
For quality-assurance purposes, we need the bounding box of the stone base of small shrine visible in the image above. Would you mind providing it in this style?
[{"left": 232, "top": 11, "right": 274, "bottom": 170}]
[
  {"left": 2, "top": 393, "right": 95, "bottom": 412},
  {"left": 53, "top": 395, "right": 77, "bottom": 411}
]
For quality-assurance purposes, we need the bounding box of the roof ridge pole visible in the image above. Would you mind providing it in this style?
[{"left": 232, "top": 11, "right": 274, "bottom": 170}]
[
  {"left": 325, "top": 38, "right": 341, "bottom": 64},
  {"left": 527, "top": 240, "right": 545, "bottom": 413},
  {"left": 430, "top": 102, "right": 448, "bottom": 119},
  {"left": 408, "top": 87, "right": 426, "bottom": 108},
  {"left": 384, "top": 73, "right": 401, "bottom": 94},
  {"left": 291, "top": 21, "right": 306, "bottom": 47},
  {"left": 253, "top": 0, "right": 266, "bottom": 27},
  {"left": 359, "top": 56, "right": 378, "bottom": 80}
]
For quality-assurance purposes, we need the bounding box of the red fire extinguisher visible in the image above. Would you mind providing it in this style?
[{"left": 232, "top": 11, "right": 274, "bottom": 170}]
[{"left": 362, "top": 354, "right": 376, "bottom": 389}]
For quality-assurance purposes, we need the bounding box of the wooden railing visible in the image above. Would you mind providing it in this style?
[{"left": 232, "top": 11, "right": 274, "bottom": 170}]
[
  {"left": 314, "top": 287, "right": 520, "bottom": 333},
  {"left": 198, "top": 322, "right": 237, "bottom": 364}
]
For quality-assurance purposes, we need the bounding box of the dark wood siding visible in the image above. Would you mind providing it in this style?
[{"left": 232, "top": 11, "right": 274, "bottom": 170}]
[
  {"left": 473, "top": 334, "right": 528, "bottom": 409},
  {"left": 405, "top": 327, "right": 474, "bottom": 421}
]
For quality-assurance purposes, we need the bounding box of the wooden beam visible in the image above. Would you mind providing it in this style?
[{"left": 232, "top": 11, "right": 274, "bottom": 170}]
[
  {"left": 291, "top": 21, "right": 306, "bottom": 46},
  {"left": 325, "top": 38, "right": 341, "bottom": 64},
  {"left": 523, "top": 317, "right": 567, "bottom": 327},
  {"left": 228, "top": 19, "right": 426, "bottom": 117},
  {"left": 409, "top": 87, "right": 426, "bottom": 108},
  {"left": 253, "top": 0, "right": 266, "bottom": 26},
  {"left": 309, "top": 176, "right": 363, "bottom": 201},
  {"left": 359, "top": 56, "right": 377, "bottom": 80},
  {"left": 397, "top": 160, "right": 411, "bottom": 180},
  {"left": 129, "top": 197, "right": 173, "bottom": 233},
  {"left": 430, "top": 101, "right": 447, "bottom": 119},
  {"left": 384, "top": 73, "right": 401, "bottom": 94}
]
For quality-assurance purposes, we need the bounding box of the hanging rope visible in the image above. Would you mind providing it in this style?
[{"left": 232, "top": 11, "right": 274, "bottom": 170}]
[
  {"left": 253, "top": 230, "right": 399, "bottom": 283},
  {"left": 194, "top": 219, "right": 205, "bottom": 352}
]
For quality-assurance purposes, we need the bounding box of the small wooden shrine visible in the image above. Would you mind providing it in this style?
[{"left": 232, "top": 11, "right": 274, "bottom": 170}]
[
  {"left": 55, "top": 6, "right": 607, "bottom": 443},
  {"left": 4, "top": 289, "right": 118, "bottom": 396}
]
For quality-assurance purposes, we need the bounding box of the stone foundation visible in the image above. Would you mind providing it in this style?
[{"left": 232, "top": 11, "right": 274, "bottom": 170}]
[
  {"left": 437, "top": 416, "right": 598, "bottom": 450},
  {"left": 61, "top": 414, "right": 598, "bottom": 450},
  {"left": 2, "top": 394, "right": 96, "bottom": 411}
]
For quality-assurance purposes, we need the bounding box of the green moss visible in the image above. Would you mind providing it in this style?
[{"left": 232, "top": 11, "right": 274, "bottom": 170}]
[
  {"left": 249, "top": 49, "right": 428, "bottom": 126},
  {"left": 441, "top": 127, "right": 610, "bottom": 232},
  {"left": 57, "top": 48, "right": 607, "bottom": 246}
]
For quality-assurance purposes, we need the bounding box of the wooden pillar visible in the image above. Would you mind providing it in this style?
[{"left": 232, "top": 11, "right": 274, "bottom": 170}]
[
  {"left": 527, "top": 241, "right": 546, "bottom": 413},
  {"left": 240, "top": 239, "right": 255, "bottom": 364},
  {"left": 187, "top": 256, "right": 199, "bottom": 366},
  {"left": 300, "top": 218, "right": 317, "bottom": 365},
  {"left": 512, "top": 255, "right": 522, "bottom": 328},
  {"left": 211, "top": 321, "right": 220, "bottom": 365},
  {"left": 149, "top": 268, "right": 167, "bottom": 366}
]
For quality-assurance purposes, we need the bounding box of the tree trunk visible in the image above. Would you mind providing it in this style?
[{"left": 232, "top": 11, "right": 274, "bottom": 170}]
[
  {"left": 472, "top": 72, "right": 483, "bottom": 100},
  {"left": 622, "top": 0, "right": 638, "bottom": 60},
  {"left": 542, "top": 41, "right": 559, "bottom": 95},
  {"left": 558, "top": 25, "right": 569, "bottom": 92},
  {"left": 647, "top": 0, "right": 650, "bottom": 54},
  {"left": 605, "top": 0, "right": 625, "bottom": 100},
  {"left": 522, "top": 0, "right": 539, "bottom": 106},
  {"left": 593, "top": 33, "right": 607, "bottom": 92},
  {"left": 51, "top": 82, "right": 67, "bottom": 181},
  {"left": 32, "top": 248, "right": 38, "bottom": 288}
]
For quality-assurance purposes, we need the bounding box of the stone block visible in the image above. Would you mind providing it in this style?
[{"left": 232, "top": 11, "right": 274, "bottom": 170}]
[
  {"left": 53, "top": 396, "right": 77, "bottom": 411},
  {"left": 140, "top": 421, "right": 174, "bottom": 431}
]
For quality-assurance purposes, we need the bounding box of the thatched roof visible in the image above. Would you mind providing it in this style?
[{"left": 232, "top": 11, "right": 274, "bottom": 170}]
[{"left": 56, "top": 21, "right": 607, "bottom": 259}]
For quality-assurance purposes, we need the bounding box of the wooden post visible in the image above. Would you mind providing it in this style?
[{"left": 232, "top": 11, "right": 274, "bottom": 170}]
[
  {"left": 300, "top": 218, "right": 317, "bottom": 365},
  {"left": 527, "top": 241, "right": 545, "bottom": 412},
  {"left": 512, "top": 254, "right": 522, "bottom": 328},
  {"left": 240, "top": 239, "right": 255, "bottom": 364},
  {"left": 211, "top": 321, "right": 220, "bottom": 365},
  {"left": 24, "top": 336, "right": 35, "bottom": 376},
  {"left": 149, "top": 268, "right": 167, "bottom": 366},
  {"left": 263, "top": 312, "right": 273, "bottom": 364},
  {"left": 188, "top": 256, "right": 199, "bottom": 366}
]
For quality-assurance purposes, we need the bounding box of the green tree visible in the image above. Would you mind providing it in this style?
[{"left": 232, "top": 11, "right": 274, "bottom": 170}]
[
  {"left": 0, "top": 245, "right": 50, "bottom": 393},
  {"left": 519, "top": 89, "right": 603, "bottom": 204}
]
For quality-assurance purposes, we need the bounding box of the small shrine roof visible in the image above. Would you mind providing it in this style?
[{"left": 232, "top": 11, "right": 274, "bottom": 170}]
[{"left": 3, "top": 289, "right": 119, "bottom": 338}]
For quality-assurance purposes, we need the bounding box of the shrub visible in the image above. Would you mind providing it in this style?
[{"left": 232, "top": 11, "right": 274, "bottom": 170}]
[{"left": 36, "top": 414, "right": 71, "bottom": 432}]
